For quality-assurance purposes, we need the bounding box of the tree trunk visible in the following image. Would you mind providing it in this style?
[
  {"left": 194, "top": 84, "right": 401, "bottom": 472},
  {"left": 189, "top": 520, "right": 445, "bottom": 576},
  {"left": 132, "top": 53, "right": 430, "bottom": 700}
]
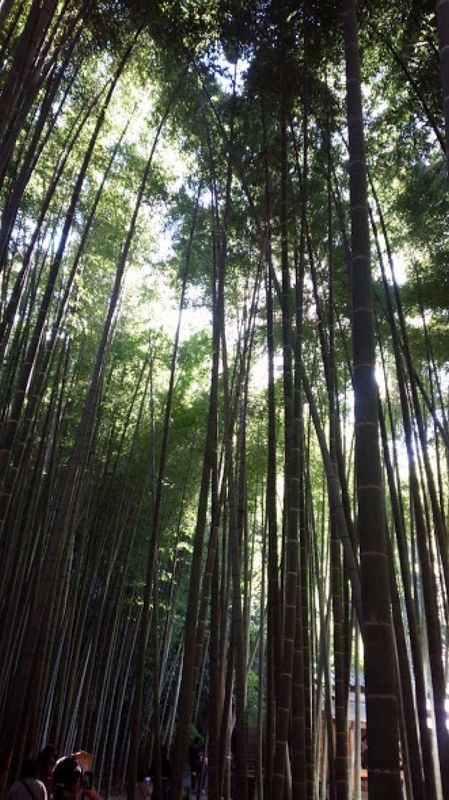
[
  {"left": 436, "top": 0, "right": 449, "bottom": 175},
  {"left": 342, "top": 1, "right": 402, "bottom": 796}
]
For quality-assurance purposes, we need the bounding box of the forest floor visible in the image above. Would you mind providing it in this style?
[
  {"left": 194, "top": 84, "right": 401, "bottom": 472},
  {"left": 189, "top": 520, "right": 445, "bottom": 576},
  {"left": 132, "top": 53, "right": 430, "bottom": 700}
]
[{"left": 112, "top": 784, "right": 368, "bottom": 799}]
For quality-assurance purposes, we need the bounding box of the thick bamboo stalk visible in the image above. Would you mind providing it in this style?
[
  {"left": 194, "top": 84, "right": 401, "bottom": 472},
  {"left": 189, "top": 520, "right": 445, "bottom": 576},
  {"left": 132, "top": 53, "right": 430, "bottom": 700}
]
[
  {"left": 436, "top": 0, "right": 449, "bottom": 174},
  {"left": 342, "top": 1, "right": 401, "bottom": 795}
]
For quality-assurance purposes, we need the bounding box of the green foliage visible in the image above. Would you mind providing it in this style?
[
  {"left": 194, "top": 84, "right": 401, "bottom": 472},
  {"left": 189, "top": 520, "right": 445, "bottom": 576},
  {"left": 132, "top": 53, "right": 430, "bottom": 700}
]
[{"left": 246, "top": 670, "right": 259, "bottom": 726}]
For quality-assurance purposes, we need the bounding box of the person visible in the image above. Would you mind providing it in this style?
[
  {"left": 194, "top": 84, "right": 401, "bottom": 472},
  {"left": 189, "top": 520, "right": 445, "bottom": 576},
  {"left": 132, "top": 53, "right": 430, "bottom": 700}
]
[
  {"left": 52, "top": 757, "right": 99, "bottom": 800},
  {"left": 149, "top": 745, "right": 170, "bottom": 800},
  {"left": 37, "top": 746, "right": 56, "bottom": 799},
  {"left": 199, "top": 752, "right": 208, "bottom": 796},
  {"left": 5, "top": 759, "right": 46, "bottom": 800},
  {"left": 133, "top": 770, "right": 152, "bottom": 800},
  {"left": 188, "top": 738, "right": 202, "bottom": 795}
]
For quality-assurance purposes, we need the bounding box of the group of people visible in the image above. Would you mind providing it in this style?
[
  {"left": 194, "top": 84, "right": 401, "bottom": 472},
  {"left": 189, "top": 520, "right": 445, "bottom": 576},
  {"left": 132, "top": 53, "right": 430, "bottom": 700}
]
[
  {"left": 0, "top": 740, "right": 207, "bottom": 800},
  {"left": 136, "top": 737, "right": 208, "bottom": 799},
  {"left": 2, "top": 747, "right": 99, "bottom": 800}
]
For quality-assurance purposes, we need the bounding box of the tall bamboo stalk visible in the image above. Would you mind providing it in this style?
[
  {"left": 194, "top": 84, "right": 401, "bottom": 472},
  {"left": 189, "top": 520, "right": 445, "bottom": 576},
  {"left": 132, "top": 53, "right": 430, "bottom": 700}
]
[{"left": 343, "top": 0, "right": 401, "bottom": 795}]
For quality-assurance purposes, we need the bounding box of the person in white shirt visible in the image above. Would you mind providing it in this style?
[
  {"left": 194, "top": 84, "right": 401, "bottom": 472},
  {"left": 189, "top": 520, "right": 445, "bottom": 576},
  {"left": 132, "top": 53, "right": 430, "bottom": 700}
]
[{"left": 6, "top": 759, "right": 46, "bottom": 800}]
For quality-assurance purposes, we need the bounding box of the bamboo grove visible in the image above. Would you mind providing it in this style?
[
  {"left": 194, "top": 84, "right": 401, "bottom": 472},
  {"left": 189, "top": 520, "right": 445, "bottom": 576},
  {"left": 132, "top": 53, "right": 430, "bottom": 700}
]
[{"left": 0, "top": 1, "right": 448, "bottom": 799}]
